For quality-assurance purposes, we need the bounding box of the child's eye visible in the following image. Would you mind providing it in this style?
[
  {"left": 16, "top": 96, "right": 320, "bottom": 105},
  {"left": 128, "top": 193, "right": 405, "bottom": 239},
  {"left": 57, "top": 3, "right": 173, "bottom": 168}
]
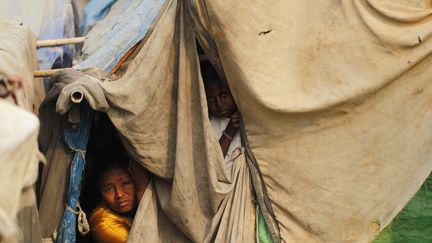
[
  {"left": 207, "top": 97, "right": 215, "bottom": 103},
  {"left": 221, "top": 92, "right": 230, "bottom": 97},
  {"left": 103, "top": 186, "right": 114, "bottom": 193},
  {"left": 121, "top": 180, "right": 132, "bottom": 187}
]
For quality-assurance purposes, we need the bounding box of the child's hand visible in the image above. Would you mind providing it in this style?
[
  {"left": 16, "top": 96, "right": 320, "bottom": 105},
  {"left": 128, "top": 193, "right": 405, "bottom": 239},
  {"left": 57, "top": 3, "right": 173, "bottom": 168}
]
[
  {"left": 128, "top": 160, "right": 150, "bottom": 202},
  {"left": 225, "top": 111, "right": 240, "bottom": 137},
  {"left": 230, "top": 111, "right": 240, "bottom": 128}
]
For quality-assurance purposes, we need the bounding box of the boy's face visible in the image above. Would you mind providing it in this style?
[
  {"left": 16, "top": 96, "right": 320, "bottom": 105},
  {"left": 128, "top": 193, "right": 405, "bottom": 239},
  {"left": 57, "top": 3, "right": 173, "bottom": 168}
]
[
  {"left": 99, "top": 168, "right": 136, "bottom": 214},
  {"left": 205, "top": 81, "right": 237, "bottom": 118}
]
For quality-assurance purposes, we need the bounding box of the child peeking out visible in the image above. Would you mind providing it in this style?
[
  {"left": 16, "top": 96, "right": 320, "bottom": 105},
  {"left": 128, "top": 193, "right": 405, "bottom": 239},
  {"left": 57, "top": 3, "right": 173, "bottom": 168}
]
[
  {"left": 89, "top": 160, "right": 136, "bottom": 243},
  {"left": 202, "top": 62, "right": 241, "bottom": 168}
]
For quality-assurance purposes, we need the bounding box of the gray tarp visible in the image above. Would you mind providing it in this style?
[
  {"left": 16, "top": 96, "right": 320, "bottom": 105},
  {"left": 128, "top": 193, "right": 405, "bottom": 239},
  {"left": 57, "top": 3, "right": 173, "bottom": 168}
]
[{"left": 47, "top": 0, "right": 432, "bottom": 242}]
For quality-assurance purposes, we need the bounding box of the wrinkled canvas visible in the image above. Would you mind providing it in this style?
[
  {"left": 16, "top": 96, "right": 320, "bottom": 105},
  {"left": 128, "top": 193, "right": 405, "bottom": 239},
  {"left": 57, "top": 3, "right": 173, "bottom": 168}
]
[{"left": 191, "top": 0, "right": 432, "bottom": 241}]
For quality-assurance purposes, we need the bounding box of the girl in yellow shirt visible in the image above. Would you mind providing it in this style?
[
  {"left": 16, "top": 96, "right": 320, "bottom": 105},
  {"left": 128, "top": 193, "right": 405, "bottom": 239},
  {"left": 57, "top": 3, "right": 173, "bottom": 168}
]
[{"left": 89, "top": 161, "right": 136, "bottom": 243}]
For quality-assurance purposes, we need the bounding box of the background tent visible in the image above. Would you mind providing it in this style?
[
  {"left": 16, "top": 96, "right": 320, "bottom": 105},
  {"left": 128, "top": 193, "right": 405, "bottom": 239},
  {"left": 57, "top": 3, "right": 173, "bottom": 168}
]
[
  {"left": 0, "top": 0, "right": 77, "bottom": 71},
  {"left": 42, "top": 0, "right": 432, "bottom": 242}
]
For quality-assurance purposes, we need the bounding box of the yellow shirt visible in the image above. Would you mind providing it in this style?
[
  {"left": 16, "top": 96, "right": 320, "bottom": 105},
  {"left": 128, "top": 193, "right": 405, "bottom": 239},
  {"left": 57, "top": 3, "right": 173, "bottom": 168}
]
[{"left": 89, "top": 204, "right": 133, "bottom": 243}]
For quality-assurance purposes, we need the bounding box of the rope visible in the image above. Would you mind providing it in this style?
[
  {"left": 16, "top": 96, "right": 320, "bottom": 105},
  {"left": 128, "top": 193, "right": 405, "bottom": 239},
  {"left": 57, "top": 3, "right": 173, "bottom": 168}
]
[
  {"left": 70, "top": 148, "right": 86, "bottom": 157},
  {"left": 65, "top": 202, "right": 90, "bottom": 235}
]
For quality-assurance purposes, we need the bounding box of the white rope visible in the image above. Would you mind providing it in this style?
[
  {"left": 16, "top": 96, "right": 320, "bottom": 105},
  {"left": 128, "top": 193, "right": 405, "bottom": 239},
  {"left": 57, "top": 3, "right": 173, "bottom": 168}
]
[
  {"left": 77, "top": 203, "right": 90, "bottom": 235},
  {"left": 65, "top": 202, "right": 90, "bottom": 235}
]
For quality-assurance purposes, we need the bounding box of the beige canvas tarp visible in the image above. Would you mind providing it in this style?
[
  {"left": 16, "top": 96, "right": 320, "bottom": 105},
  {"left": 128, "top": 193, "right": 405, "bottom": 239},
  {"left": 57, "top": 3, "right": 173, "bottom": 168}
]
[
  {"left": 0, "top": 21, "right": 45, "bottom": 243},
  {"left": 0, "top": 101, "right": 42, "bottom": 243},
  {"left": 0, "top": 101, "right": 40, "bottom": 243},
  {"left": 190, "top": 0, "right": 432, "bottom": 242},
  {"left": 47, "top": 0, "right": 432, "bottom": 242}
]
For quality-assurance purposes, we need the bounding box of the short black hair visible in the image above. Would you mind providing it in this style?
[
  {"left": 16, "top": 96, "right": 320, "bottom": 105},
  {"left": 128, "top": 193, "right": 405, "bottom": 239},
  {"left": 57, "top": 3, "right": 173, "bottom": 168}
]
[
  {"left": 93, "top": 154, "right": 129, "bottom": 187},
  {"left": 200, "top": 61, "right": 222, "bottom": 86}
]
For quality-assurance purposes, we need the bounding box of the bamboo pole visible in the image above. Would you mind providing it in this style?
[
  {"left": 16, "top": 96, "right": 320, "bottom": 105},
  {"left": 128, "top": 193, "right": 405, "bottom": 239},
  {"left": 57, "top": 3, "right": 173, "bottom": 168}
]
[
  {"left": 36, "top": 37, "right": 86, "bottom": 48},
  {"left": 33, "top": 69, "right": 65, "bottom": 78}
]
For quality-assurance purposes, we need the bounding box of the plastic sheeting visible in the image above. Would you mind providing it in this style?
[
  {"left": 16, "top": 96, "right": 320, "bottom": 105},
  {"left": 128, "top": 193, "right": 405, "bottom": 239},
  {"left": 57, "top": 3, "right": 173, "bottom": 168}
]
[
  {"left": 75, "top": 0, "right": 168, "bottom": 71},
  {"left": 80, "top": 0, "right": 119, "bottom": 35}
]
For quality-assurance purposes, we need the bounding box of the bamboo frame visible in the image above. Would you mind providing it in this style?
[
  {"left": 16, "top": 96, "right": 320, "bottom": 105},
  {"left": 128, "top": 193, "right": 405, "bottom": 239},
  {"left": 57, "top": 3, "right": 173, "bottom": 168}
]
[
  {"left": 36, "top": 37, "right": 86, "bottom": 48},
  {"left": 33, "top": 69, "right": 65, "bottom": 78}
]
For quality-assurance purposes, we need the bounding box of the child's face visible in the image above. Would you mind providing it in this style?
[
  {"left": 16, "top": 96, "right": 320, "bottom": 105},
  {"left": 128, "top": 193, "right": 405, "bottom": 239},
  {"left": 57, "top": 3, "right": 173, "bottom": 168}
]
[
  {"left": 99, "top": 168, "right": 136, "bottom": 214},
  {"left": 205, "top": 81, "right": 237, "bottom": 118}
]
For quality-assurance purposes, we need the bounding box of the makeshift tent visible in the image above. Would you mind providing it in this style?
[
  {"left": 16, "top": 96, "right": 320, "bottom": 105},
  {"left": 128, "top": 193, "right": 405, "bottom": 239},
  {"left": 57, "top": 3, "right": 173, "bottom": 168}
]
[
  {"left": 38, "top": 0, "right": 167, "bottom": 241},
  {"left": 37, "top": 0, "right": 432, "bottom": 242}
]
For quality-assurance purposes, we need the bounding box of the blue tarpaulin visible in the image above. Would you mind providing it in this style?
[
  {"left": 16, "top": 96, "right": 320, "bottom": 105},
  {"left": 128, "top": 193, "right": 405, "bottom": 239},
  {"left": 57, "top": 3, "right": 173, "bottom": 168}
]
[
  {"left": 76, "top": 0, "right": 168, "bottom": 72},
  {"left": 80, "top": 0, "right": 118, "bottom": 35},
  {"left": 55, "top": 105, "right": 92, "bottom": 243}
]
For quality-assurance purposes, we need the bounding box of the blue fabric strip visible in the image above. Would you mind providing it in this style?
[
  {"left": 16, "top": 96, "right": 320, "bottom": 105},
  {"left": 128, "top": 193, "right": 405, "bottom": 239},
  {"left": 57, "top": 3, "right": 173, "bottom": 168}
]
[{"left": 55, "top": 106, "right": 93, "bottom": 243}]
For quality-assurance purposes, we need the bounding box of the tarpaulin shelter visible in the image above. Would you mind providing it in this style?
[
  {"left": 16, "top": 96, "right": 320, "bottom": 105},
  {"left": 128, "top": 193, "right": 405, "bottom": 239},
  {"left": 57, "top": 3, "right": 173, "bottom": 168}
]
[
  {"left": 36, "top": 0, "right": 432, "bottom": 242},
  {"left": 38, "top": 0, "right": 168, "bottom": 242}
]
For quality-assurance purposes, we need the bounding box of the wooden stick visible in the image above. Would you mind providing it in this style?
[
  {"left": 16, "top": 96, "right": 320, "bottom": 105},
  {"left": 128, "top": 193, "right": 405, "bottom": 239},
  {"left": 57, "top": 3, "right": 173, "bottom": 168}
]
[
  {"left": 36, "top": 37, "right": 86, "bottom": 48},
  {"left": 33, "top": 69, "right": 65, "bottom": 78}
]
